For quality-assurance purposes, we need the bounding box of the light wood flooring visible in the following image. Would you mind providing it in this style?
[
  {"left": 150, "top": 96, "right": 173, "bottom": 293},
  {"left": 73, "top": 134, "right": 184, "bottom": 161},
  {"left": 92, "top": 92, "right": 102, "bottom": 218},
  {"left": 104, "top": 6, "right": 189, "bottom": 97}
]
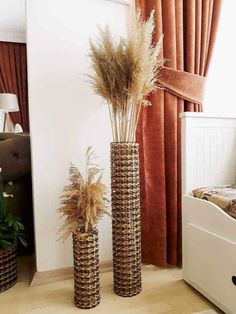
[{"left": 0, "top": 257, "right": 222, "bottom": 314}]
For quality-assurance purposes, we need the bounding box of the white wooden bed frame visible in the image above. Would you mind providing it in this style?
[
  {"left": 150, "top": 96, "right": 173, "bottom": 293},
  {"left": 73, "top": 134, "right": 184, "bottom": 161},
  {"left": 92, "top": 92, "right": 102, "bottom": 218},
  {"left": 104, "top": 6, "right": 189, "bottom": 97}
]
[{"left": 181, "top": 112, "right": 236, "bottom": 314}]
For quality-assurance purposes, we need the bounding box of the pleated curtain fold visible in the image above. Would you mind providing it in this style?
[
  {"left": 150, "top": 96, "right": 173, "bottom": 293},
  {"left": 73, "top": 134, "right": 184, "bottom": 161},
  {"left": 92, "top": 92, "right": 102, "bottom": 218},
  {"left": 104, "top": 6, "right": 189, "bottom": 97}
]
[
  {"left": 0, "top": 42, "right": 29, "bottom": 132},
  {"left": 136, "top": 0, "right": 222, "bottom": 266}
]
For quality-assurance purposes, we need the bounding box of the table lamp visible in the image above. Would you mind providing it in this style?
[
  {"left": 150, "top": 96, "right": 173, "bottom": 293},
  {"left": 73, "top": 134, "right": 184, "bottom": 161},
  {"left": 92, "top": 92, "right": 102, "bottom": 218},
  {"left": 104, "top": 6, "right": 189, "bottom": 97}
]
[{"left": 0, "top": 93, "right": 19, "bottom": 132}]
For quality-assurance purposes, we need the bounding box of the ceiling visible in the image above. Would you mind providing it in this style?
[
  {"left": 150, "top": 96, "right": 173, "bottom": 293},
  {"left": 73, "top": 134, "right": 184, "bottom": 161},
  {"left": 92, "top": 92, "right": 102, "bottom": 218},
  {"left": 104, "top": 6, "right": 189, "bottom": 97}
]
[
  {"left": 0, "top": 0, "right": 26, "bottom": 42},
  {"left": 0, "top": 0, "right": 131, "bottom": 43}
]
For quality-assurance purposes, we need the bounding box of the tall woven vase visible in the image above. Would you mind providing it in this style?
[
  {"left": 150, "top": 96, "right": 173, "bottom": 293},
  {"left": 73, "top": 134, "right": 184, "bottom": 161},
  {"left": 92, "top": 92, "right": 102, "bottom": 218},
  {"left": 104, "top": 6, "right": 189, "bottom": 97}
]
[
  {"left": 0, "top": 247, "right": 17, "bottom": 293},
  {"left": 111, "top": 142, "right": 142, "bottom": 297},
  {"left": 73, "top": 228, "right": 100, "bottom": 309}
]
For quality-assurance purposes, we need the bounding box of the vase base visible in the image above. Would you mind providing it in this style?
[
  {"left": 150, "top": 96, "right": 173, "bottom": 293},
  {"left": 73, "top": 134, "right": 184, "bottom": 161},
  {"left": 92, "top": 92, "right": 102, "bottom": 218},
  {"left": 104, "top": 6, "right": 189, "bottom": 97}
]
[
  {"left": 74, "top": 299, "right": 100, "bottom": 309},
  {"left": 0, "top": 247, "right": 17, "bottom": 293},
  {"left": 114, "top": 287, "right": 142, "bottom": 297},
  {"left": 0, "top": 276, "right": 17, "bottom": 293}
]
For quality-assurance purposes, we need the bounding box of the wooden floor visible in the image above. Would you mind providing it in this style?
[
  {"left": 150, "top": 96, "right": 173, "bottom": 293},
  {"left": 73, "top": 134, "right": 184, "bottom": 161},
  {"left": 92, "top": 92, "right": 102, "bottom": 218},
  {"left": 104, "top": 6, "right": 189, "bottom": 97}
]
[{"left": 0, "top": 257, "right": 222, "bottom": 314}]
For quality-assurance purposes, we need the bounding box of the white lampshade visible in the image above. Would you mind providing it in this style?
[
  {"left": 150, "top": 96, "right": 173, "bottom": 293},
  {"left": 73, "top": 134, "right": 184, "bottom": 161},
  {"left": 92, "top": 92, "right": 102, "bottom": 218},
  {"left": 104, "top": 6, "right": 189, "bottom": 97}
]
[{"left": 0, "top": 93, "right": 19, "bottom": 112}]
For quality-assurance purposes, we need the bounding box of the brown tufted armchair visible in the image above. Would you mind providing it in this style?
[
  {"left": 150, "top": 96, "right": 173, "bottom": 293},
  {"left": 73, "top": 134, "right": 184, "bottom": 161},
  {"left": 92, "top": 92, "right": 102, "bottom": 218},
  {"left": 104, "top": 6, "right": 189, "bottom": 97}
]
[{"left": 0, "top": 133, "right": 34, "bottom": 253}]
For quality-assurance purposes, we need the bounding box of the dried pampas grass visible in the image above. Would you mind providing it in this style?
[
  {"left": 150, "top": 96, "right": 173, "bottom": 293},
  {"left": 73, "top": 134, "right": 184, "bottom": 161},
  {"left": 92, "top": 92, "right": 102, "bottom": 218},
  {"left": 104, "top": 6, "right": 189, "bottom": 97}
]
[
  {"left": 58, "top": 147, "right": 109, "bottom": 240},
  {"left": 88, "top": 8, "right": 164, "bottom": 142}
]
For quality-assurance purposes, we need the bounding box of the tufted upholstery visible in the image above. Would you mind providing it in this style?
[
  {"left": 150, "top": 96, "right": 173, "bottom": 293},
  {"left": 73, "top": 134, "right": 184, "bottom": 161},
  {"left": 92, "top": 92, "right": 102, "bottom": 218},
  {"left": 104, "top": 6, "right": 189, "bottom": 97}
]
[
  {"left": 0, "top": 133, "right": 31, "bottom": 182},
  {"left": 0, "top": 133, "right": 34, "bottom": 253}
]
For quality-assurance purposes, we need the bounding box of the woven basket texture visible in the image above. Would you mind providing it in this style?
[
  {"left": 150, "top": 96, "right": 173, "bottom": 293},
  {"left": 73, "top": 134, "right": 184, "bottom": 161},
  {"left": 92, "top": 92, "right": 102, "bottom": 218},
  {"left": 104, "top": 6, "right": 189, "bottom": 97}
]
[
  {"left": 73, "top": 228, "right": 100, "bottom": 309},
  {"left": 111, "top": 142, "right": 142, "bottom": 297},
  {"left": 0, "top": 247, "right": 17, "bottom": 293}
]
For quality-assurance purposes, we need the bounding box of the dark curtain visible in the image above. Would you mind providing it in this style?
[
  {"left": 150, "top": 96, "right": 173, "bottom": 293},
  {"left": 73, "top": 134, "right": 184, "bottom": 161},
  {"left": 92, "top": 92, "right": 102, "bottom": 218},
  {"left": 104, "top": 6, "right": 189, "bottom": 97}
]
[
  {"left": 136, "top": 0, "right": 223, "bottom": 266},
  {"left": 0, "top": 41, "right": 29, "bottom": 132}
]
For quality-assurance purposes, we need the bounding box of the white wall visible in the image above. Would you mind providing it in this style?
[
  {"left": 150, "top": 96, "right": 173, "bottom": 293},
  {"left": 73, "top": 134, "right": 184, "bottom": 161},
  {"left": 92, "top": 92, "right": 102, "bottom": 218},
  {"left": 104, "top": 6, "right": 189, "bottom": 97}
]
[
  {"left": 0, "top": 0, "right": 26, "bottom": 43},
  {"left": 26, "top": 0, "right": 233, "bottom": 272},
  {"left": 204, "top": 1, "right": 236, "bottom": 115},
  {"left": 26, "top": 0, "right": 129, "bottom": 272}
]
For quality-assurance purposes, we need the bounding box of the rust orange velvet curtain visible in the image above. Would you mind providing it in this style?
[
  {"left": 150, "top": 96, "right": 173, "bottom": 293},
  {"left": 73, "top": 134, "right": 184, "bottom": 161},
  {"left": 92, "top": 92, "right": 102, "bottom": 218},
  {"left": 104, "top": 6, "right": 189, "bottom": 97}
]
[
  {"left": 0, "top": 42, "right": 29, "bottom": 132},
  {"left": 136, "top": 0, "right": 222, "bottom": 266}
]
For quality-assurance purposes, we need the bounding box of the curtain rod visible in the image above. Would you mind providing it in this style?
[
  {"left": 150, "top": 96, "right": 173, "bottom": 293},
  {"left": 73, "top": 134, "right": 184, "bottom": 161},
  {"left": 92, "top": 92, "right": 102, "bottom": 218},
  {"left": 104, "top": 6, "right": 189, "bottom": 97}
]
[{"left": 105, "top": 0, "right": 130, "bottom": 6}]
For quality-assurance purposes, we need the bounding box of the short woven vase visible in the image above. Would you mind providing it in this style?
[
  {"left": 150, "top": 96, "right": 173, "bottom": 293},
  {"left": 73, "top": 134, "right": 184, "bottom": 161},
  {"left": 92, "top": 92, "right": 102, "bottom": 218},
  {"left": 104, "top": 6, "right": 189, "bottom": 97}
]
[
  {"left": 111, "top": 142, "right": 142, "bottom": 297},
  {"left": 73, "top": 228, "right": 100, "bottom": 309},
  {"left": 0, "top": 247, "right": 17, "bottom": 293}
]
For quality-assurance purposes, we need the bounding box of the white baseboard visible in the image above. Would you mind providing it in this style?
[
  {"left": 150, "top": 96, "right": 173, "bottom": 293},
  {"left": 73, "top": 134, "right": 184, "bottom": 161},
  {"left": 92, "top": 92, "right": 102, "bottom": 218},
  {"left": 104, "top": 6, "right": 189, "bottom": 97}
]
[{"left": 30, "top": 260, "right": 112, "bottom": 287}]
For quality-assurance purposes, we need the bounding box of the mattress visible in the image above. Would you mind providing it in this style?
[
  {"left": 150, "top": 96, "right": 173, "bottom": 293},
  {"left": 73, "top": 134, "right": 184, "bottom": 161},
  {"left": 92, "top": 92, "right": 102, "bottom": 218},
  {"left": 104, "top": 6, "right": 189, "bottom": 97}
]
[{"left": 193, "top": 185, "right": 236, "bottom": 219}]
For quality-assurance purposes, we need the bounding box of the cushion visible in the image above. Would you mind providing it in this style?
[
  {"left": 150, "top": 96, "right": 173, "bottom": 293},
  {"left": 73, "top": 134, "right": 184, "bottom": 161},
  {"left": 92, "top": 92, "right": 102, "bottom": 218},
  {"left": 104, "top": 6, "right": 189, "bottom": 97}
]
[
  {"left": 0, "top": 133, "right": 31, "bottom": 181},
  {"left": 193, "top": 185, "right": 236, "bottom": 219}
]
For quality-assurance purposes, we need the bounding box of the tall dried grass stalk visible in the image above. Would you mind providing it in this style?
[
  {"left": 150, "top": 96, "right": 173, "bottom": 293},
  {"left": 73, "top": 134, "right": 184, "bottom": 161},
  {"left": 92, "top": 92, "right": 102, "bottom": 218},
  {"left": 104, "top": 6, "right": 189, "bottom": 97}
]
[
  {"left": 58, "top": 147, "right": 109, "bottom": 240},
  {"left": 88, "top": 9, "right": 164, "bottom": 142}
]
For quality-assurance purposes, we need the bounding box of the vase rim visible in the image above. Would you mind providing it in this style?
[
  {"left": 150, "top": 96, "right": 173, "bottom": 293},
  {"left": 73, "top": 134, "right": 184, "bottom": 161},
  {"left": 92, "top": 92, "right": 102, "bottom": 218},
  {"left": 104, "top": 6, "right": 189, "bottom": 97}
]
[{"left": 73, "top": 227, "right": 98, "bottom": 236}]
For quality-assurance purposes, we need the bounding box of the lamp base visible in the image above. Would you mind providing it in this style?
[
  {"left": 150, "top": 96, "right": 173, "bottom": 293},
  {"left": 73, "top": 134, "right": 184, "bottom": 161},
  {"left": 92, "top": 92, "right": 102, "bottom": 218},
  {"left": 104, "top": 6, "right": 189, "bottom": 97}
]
[
  {"left": 0, "top": 111, "right": 5, "bottom": 132},
  {"left": 0, "top": 112, "right": 9, "bottom": 132},
  {"left": 3, "top": 112, "right": 7, "bottom": 132}
]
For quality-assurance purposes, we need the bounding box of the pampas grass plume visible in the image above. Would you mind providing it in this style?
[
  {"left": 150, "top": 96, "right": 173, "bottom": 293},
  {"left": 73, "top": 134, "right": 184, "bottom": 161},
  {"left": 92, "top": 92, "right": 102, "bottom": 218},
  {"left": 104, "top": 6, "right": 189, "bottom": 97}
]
[{"left": 88, "top": 8, "right": 164, "bottom": 142}]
